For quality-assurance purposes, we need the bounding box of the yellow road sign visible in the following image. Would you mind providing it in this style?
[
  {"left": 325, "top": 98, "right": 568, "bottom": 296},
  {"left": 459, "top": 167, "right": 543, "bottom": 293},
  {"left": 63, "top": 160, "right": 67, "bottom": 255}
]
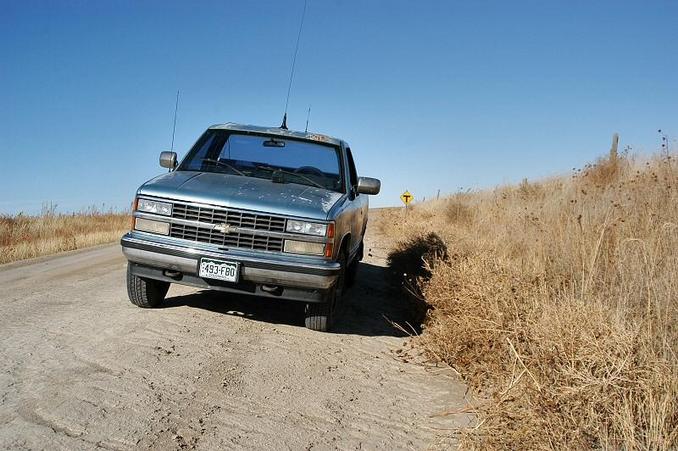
[{"left": 400, "top": 190, "right": 414, "bottom": 205}]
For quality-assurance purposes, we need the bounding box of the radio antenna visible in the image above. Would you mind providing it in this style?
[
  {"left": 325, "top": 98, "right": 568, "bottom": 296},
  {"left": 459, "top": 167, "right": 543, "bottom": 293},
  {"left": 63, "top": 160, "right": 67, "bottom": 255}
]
[
  {"left": 280, "top": 0, "right": 308, "bottom": 130},
  {"left": 170, "top": 89, "right": 180, "bottom": 151},
  {"left": 304, "top": 105, "right": 311, "bottom": 133}
]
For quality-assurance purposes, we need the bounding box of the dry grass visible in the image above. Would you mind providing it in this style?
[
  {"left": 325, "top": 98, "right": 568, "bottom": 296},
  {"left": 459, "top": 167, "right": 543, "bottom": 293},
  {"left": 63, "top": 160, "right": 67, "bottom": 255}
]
[
  {"left": 381, "top": 152, "right": 677, "bottom": 449},
  {"left": 0, "top": 204, "right": 130, "bottom": 264},
  {"left": 387, "top": 232, "right": 448, "bottom": 324}
]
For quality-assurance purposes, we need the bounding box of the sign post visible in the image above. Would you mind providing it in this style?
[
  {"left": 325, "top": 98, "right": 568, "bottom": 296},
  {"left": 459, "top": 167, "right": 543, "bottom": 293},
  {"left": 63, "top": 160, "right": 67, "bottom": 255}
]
[{"left": 400, "top": 190, "right": 414, "bottom": 216}]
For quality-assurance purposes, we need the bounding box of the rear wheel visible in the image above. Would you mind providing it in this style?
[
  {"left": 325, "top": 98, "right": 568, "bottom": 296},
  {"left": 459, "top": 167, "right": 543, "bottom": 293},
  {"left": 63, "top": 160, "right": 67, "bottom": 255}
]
[
  {"left": 126, "top": 264, "right": 170, "bottom": 308},
  {"left": 304, "top": 250, "right": 346, "bottom": 332}
]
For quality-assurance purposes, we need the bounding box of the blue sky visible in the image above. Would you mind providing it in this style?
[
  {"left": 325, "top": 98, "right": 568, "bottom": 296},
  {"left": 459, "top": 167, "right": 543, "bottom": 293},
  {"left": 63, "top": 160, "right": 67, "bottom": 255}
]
[{"left": 1, "top": 1, "right": 677, "bottom": 213}]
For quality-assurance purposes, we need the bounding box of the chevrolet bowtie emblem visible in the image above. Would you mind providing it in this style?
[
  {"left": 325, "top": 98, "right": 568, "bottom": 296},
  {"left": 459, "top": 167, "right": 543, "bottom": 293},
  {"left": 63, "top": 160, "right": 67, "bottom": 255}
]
[{"left": 213, "top": 223, "right": 232, "bottom": 234}]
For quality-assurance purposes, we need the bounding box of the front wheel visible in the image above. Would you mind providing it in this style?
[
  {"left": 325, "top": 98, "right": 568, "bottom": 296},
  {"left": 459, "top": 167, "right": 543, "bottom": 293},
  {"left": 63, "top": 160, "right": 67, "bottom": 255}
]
[
  {"left": 304, "top": 250, "right": 346, "bottom": 331},
  {"left": 126, "top": 264, "right": 170, "bottom": 308},
  {"left": 304, "top": 300, "right": 334, "bottom": 332}
]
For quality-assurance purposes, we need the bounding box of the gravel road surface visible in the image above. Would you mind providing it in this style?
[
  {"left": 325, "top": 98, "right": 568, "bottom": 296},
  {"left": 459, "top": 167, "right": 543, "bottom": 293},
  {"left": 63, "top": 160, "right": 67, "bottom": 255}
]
[{"left": 0, "top": 225, "right": 470, "bottom": 450}]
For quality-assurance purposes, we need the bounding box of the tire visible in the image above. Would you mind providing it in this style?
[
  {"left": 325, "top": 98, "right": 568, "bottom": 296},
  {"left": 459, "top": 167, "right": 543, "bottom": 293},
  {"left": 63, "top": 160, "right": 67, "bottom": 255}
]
[
  {"left": 304, "top": 300, "right": 333, "bottom": 332},
  {"left": 304, "top": 250, "right": 346, "bottom": 332},
  {"left": 126, "top": 264, "right": 170, "bottom": 308}
]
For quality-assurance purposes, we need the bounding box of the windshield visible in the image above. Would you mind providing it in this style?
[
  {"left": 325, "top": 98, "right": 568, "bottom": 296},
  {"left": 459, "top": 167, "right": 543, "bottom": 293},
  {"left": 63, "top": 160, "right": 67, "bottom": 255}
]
[{"left": 178, "top": 131, "right": 343, "bottom": 192}]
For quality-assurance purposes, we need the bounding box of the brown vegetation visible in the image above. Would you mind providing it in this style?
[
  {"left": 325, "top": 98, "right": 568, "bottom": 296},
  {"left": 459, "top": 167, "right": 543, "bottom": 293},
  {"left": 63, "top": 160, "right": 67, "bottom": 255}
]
[
  {"left": 0, "top": 204, "right": 129, "bottom": 264},
  {"left": 381, "top": 152, "right": 677, "bottom": 449}
]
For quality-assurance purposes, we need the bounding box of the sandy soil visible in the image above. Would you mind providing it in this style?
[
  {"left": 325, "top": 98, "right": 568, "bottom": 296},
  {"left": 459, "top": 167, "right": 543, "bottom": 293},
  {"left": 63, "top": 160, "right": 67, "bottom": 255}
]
[{"left": 0, "top": 223, "right": 471, "bottom": 450}]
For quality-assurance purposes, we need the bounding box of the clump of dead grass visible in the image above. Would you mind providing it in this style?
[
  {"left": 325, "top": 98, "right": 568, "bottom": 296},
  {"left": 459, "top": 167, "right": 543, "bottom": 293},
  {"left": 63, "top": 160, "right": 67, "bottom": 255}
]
[
  {"left": 382, "top": 152, "right": 678, "bottom": 449},
  {"left": 445, "top": 200, "right": 475, "bottom": 225},
  {"left": 387, "top": 232, "right": 448, "bottom": 323},
  {"left": 0, "top": 203, "right": 130, "bottom": 264}
]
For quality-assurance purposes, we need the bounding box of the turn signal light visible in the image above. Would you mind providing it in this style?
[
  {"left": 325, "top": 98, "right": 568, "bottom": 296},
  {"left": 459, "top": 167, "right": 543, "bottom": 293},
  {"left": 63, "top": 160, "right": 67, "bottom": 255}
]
[
  {"left": 326, "top": 222, "right": 335, "bottom": 239},
  {"left": 324, "top": 242, "right": 334, "bottom": 258},
  {"left": 130, "top": 197, "right": 138, "bottom": 229}
]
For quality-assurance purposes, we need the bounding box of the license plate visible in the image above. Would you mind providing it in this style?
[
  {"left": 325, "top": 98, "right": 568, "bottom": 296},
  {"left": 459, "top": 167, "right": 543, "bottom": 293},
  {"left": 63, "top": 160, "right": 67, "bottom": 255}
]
[{"left": 198, "top": 258, "right": 240, "bottom": 283}]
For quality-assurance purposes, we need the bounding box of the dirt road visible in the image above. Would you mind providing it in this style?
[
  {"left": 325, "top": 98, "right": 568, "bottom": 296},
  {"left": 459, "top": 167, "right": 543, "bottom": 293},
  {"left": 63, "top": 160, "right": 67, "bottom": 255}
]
[{"left": 0, "top": 225, "right": 470, "bottom": 450}]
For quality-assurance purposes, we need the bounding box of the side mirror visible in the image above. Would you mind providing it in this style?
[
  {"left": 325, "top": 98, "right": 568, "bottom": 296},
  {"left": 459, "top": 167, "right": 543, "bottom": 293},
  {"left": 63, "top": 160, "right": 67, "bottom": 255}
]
[
  {"left": 356, "top": 177, "right": 381, "bottom": 195},
  {"left": 159, "top": 151, "right": 177, "bottom": 169}
]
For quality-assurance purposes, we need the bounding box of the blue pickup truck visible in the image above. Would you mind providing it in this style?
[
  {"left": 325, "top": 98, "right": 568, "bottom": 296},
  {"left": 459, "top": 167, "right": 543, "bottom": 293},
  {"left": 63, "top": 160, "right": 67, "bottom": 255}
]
[{"left": 120, "top": 123, "right": 380, "bottom": 331}]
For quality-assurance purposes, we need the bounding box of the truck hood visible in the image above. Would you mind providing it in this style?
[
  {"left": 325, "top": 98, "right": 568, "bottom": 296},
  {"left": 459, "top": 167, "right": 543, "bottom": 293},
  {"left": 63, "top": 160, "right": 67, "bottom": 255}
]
[{"left": 138, "top": 171, "right": 345, "bottom": 220}]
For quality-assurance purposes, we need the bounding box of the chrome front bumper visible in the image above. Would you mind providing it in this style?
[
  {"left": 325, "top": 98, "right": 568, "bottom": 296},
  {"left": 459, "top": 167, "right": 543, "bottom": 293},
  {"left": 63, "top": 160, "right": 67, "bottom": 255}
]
[{"left": 120, "top": 232, "right": 340, "bottom": 290}]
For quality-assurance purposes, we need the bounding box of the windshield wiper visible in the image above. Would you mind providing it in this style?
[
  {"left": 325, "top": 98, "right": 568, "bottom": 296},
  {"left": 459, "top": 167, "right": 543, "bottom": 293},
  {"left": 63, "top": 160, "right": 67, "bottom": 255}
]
[
  {"left": 255, "top": 165, "right": 324, "bottom": 189},
  {"left": 202, "top": 159, "right": 246, "bottom": 176}
]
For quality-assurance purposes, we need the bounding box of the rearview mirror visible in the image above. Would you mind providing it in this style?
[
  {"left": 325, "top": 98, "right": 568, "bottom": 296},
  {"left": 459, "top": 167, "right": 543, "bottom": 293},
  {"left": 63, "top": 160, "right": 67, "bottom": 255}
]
[
  {"left": 356, "top": 177, "right": 381, "bottom": 195},
  {"left": 263, "top": 138, "right": 285, "bottom": 147},
  {"left": 159, "top": 151, "right": 177, "bottom": 169}
]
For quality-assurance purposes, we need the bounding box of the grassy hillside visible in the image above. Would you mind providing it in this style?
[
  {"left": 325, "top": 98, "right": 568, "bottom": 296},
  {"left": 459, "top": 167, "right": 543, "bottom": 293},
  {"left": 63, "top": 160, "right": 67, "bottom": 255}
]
[
  {"left": 0, "top": 205, "right": 129, "bottom": 264},
  {"left": 381, "top": 152, "right": 677, "bottom": 449}
]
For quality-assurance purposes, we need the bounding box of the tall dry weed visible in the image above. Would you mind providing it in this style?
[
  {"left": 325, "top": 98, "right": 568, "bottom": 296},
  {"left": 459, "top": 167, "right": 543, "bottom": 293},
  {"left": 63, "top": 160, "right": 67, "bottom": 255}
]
[
  {"left": 0, "top": 205, "right": 130, "bottom": 264},
  {"left": 383, "top": 152, "right": 677, "bottom": 449}
]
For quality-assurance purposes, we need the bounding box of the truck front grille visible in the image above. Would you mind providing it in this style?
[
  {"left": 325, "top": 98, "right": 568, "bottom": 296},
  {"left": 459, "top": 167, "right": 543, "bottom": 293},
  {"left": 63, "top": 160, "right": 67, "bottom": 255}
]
[
  {"left": 169, "top": 201, "right": 286, "bottom": 252},
  {"left": 172, "top": 203, "right": 286, "bottom": 232},
  {"left": 169, "top": 223, "right": 284, "bottom": 252}
]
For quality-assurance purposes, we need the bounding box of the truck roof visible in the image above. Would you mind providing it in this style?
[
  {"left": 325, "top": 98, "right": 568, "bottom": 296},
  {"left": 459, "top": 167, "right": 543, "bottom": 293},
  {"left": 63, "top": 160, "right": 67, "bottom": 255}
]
[{"left": 208, "top": 122, "right": 344, "bottom": 147}]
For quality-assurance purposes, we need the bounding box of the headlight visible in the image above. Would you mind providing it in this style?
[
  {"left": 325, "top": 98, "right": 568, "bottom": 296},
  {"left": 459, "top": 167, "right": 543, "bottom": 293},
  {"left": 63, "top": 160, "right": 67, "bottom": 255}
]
[
  {"left": 283, "top": 240, "right": 325, "bottom": 255},
  {"left": 137, "top": 198, "right": 172, "bottom": 216},
  {"left": 286, "top": 220, "right": 327, "bottom": 236},
  {"left": 134, "top": 218, "right": 170, "bottom": 235}
]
